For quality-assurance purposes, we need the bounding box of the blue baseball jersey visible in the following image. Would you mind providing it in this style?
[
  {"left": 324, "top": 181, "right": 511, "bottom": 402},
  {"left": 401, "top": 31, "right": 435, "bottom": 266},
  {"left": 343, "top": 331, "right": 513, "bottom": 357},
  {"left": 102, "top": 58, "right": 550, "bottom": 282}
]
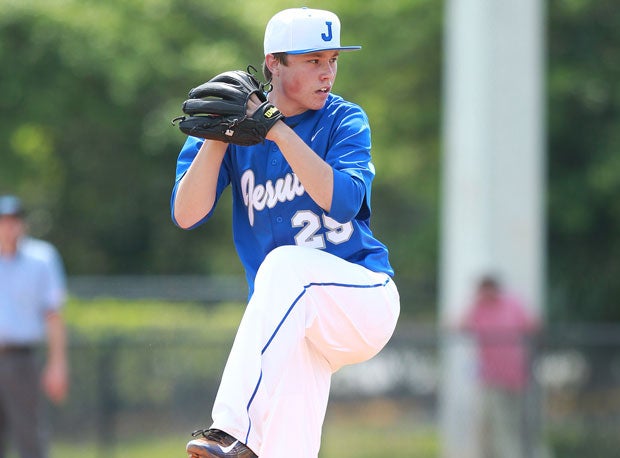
[{"left": 171, "top": 93, "right": 393, "bottom": 295}]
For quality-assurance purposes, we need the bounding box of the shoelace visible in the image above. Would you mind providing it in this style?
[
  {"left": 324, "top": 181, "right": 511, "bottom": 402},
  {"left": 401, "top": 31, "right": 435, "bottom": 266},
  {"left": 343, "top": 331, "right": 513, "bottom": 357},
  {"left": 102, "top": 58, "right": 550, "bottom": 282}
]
[
  {"left": 191, "top": 428, "right": 257, "bottom": 458},
  {"left": 191, "top": 428, "right": 229, "bottom": 443}
]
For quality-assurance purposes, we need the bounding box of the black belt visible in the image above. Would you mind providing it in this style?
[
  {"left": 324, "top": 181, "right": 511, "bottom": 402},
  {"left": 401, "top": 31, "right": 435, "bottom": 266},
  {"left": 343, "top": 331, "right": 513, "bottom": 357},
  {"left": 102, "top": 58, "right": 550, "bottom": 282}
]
[{"left": 0, "top": 345, "right": 35, "bottom": 355}]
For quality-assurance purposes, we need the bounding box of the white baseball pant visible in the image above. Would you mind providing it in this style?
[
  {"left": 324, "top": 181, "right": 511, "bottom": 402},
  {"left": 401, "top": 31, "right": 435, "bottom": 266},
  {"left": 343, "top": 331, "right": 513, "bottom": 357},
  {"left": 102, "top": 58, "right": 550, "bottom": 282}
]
[{"left": 209, "top": 245, "right": 400, "bottom": 458}]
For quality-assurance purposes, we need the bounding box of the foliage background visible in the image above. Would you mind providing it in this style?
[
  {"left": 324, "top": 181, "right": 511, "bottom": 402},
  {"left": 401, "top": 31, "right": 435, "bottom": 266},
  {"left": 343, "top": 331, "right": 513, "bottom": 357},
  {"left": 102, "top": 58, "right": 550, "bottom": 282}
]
[{"left": 1, "top": 0, "right": 619, "bottom": 320}]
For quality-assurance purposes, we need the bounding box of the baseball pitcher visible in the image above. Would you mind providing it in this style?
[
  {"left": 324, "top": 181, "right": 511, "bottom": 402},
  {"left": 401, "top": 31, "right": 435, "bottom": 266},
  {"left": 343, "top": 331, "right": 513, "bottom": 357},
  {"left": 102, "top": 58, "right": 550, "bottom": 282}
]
[{"left": 171, "top": 8, "right": 400, "bottom": 458}]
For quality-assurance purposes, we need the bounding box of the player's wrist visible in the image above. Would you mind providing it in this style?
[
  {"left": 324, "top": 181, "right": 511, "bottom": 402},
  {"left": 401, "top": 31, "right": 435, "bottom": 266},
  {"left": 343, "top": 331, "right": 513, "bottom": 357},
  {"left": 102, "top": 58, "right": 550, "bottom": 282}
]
[{"left": 265, "top": 118, "right": 287, "bottom": 142}]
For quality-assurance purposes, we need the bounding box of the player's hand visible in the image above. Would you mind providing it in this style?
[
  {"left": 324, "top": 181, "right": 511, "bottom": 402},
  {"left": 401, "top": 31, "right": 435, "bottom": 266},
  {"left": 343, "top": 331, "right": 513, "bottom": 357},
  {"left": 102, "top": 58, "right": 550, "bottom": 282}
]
[
  {"left": 247, "top": 93, "right": 284, "bottom": 142},
  {"left": 173, "top": 69, "right": 283, "bottom": 146},
  {"left": 246, "top": 93, "right": 263, "bottom": 117},
  {"left": 41, "top": 359, "right": 69, "bottom": 404}
]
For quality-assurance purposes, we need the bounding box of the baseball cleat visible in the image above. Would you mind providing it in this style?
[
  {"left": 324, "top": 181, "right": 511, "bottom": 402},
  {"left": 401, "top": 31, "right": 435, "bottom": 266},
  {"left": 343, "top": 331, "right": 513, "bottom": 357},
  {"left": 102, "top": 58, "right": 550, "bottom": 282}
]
[{"left": 187, "top": 429, "right": 257, "bottom": 458}]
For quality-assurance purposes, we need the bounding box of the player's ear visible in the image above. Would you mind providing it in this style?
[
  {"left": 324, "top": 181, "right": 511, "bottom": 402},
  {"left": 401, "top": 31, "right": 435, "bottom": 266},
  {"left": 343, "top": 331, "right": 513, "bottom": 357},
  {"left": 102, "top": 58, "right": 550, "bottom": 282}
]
[{"left": 265, "top": 54, "right": 280, "bottom": 76}]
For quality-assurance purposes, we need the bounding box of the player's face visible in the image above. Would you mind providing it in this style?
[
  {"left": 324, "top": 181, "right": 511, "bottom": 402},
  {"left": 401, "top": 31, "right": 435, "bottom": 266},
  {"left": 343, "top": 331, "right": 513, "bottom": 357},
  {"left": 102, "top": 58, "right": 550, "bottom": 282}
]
[
  {"left": 478, "top": 284, "right": 500, "bottom": 304},
  {"left": 0, "top": 215, "right": 24, "bottom": 254},
  {"left": 270, "top": 51, "right": 339, "bottom": 116}
]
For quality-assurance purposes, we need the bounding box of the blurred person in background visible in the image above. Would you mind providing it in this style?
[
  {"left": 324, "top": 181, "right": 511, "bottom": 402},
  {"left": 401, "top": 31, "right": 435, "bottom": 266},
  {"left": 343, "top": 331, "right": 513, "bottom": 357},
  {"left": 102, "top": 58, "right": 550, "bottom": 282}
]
[
  {"left": 459, "top": 274, "right": 540, "bottom": 458},
  {"left": 0, "top": 194, "right": 68, "bottom": 458}
]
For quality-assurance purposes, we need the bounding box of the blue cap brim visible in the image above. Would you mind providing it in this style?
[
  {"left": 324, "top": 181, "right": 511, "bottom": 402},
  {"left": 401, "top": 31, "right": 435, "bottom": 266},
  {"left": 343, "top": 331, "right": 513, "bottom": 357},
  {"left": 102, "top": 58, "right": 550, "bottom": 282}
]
[{"left": 286, "top": 46, "right": 362, "bottom": 55}]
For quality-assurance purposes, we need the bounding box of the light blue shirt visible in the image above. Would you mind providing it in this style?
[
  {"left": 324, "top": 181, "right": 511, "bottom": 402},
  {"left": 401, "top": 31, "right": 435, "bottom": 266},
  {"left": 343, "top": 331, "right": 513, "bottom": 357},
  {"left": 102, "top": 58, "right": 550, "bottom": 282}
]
[{"left": 0, "top": 237, "right": 66, "bottom": 344}]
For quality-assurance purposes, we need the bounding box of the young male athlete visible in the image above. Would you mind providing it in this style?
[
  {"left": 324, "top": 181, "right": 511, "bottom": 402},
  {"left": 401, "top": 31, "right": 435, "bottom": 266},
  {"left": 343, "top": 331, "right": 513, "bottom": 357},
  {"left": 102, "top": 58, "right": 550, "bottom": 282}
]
[{"left": 171, "top": 8, "right": 400, "bottom": 458}]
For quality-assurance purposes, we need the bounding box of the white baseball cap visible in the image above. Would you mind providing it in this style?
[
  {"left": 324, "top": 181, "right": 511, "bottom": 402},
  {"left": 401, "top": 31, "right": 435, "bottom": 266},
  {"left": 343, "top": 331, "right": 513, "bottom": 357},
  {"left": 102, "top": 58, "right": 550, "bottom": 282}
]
[{"left": 264, "top": 7, "right": 361, "bottom": 55}]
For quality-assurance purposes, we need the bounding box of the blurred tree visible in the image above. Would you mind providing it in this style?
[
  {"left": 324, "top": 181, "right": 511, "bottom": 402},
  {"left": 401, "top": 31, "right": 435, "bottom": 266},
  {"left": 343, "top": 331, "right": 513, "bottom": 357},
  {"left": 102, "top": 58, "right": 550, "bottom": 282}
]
[
  {"left": 0, "top": 0, "right": 442, "bottom": 316},
  {"left": 1, "top": 0, "right": 262, "bottom": 275},
  {"left": 5, "top": 0, "right": 618, "bottom": 322},
  {"left": 547, "top": 0, "right": 620, "bottom": 321}
]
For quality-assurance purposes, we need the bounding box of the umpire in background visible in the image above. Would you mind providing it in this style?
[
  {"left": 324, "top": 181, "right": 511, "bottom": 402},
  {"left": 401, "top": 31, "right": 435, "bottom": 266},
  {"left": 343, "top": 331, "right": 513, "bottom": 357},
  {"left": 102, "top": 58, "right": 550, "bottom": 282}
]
[{"left": 0, "top": 195, "right": 69, "bottom": 458}]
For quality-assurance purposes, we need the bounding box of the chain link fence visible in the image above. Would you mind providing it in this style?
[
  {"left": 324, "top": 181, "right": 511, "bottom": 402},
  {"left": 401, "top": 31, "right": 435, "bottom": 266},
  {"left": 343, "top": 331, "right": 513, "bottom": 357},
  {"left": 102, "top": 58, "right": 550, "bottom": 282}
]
[
  {"left": 43, "top": 322, "right": 620, "bottom": 457},
  {"left": 50, "top": 277, "right": 620, "bottom": 457}
]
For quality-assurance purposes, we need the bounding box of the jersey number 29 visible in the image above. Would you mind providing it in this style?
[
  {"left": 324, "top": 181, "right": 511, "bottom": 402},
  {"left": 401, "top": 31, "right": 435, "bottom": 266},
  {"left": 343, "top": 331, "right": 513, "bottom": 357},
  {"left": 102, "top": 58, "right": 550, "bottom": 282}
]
[{"left": 291, "top": 210, "right": 353, "bottom": 249}]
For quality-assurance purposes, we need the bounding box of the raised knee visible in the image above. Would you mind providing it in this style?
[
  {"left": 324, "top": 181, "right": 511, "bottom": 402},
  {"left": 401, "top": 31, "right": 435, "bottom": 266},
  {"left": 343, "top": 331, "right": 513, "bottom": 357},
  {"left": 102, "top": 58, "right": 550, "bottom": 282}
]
[
  {"left": 261, "top": 245, "right": 301, "bottom": 268},
  {"left": 256, "top": 246, "right": 307, "bottom": 280}
]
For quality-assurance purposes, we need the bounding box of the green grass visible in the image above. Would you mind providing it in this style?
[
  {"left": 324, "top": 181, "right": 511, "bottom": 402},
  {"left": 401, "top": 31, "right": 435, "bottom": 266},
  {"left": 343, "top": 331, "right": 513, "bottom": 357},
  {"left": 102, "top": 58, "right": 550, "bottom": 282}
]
[
  {"left": 50, "top": 436, "right": 182, "bottom": 458},
  {"left": 321, "top": 400, "right": 439, "bottom": 458},
  {"left": 49, "top": 417, "right": 439, "bottom": 458}
]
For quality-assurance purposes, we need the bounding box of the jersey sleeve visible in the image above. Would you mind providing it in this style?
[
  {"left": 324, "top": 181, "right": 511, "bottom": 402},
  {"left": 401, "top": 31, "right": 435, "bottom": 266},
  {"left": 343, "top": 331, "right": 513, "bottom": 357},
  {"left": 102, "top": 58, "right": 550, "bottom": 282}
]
[
  {"left": 170, "top": 136, "right": 231, "bottom": 229},
  {"left": 22, "top": 238, "right": 67, "bottom": 311},
  {"left": 43, "top": 244, "right": 67, "bottom": 311},
  {"left": 324, "top": 105, "right": 374, "bottom": 223}
]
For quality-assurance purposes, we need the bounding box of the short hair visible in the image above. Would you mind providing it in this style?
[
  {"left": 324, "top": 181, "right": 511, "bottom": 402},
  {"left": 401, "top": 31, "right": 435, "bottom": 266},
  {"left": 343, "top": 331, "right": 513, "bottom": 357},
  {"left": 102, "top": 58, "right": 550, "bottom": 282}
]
[{"left": 262, "top": 52, "right": 288, "bottom": 81}]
